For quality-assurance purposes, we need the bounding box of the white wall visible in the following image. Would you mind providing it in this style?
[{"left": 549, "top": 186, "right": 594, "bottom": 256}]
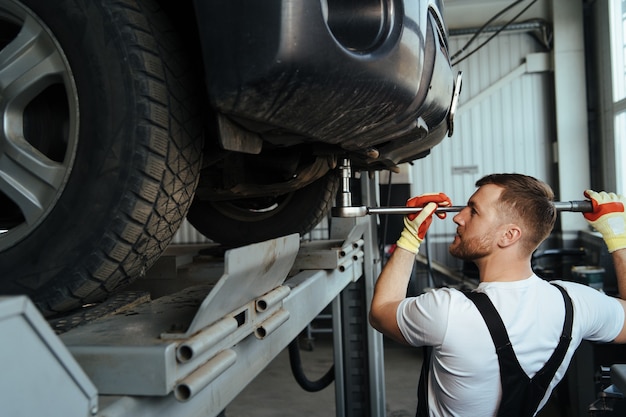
[{"left": 411, "top": 30, "right": 557, "bottom": 270}]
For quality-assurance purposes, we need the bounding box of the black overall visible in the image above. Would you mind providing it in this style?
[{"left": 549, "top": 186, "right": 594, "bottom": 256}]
[{"left": 416, "top": 284, "right": 573, "bottom": 417}]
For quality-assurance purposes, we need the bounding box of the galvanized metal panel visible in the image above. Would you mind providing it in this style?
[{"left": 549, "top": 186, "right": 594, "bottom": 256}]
[{"left": 412, "top": 32, "right": 556, "bottom": 270}]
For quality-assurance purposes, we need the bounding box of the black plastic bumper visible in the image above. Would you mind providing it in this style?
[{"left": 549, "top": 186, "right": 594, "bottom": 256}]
[{"left": 193, "top": 0, "right": 456, "bottom": 167}]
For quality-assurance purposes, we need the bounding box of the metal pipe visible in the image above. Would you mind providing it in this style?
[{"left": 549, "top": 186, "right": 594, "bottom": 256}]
[
  {"left": 367, "top": 205, "right": 467, "bottom": 215},
  {"left": 552, "top": 200, "right": 594, "bottom": 212},
  {"left": 174, "top": 349, "right": 237, "bottom": 402},
  {"left": 255, "top": 309, "right": 290, "bottom": 339},
  {"left": 256, "top": 285, "right": 291, "bottom": 313},
  {"left": 176, "top": 316, "right": 238, "bottom": 363}
]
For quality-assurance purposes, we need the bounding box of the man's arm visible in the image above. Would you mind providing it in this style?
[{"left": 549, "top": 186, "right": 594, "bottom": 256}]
[
  {"left": 369, "top": 247, "right": 416, "bottom": 344},
  {"left": 368, "top": 193, "right": 451, "bottom": 344},
  {"left": 610, "top": 248, "right": 626, "bottom": 343},
  {"left": 583, "top": 191, "right": 626, "bottom": 343},
  {"left": 613, "top": 248, "right": 626, "bottom": 300}
]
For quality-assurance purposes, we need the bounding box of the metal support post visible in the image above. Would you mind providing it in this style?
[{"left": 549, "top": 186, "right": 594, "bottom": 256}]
[{"left": 331, "top": 172, "right": 386, "bottom": 417}]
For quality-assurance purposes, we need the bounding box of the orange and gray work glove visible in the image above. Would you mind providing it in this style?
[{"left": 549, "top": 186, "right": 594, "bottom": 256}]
[
  {"left": 584, "top": 190, "right": 626, "bottom": 252},
  {"left": 396, "top": 193, "right": 452, "bottom": 254}
]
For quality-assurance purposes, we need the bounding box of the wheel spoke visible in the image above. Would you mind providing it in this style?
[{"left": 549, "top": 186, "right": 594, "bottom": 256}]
[
  {"left": 0, "top": 135, "right": 65, "bottom": 226},
  {"left": 0, "top": 15, "right": 64, "bottom": 110},
  {"left": 1, "top": 15, "right": 68, "bottom": 226}
]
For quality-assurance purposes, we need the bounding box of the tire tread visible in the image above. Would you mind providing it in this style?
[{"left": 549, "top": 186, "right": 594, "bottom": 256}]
[{"left": 38, "top": 0, "right": 203, "bottom": 315}]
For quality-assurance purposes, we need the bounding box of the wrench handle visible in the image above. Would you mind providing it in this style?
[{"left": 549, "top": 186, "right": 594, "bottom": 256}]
[
  {"left": 552, "top": 200, "right": 593, "bottom": 213},
  {"left": 367, "top": 206, "right": 464, "bottom": 215},
  {"left": 367, "top": 200, "right": 593, "bottom": 216}
]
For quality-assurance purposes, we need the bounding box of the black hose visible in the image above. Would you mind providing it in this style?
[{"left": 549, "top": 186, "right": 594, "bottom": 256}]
[{"left": 288, "top": 339, "right": 335, "bottom": 392}]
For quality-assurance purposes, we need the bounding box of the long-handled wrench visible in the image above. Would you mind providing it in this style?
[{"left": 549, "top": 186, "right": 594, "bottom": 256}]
[{"left": 331, "top": 200, "right": 593, "bottom": 218}]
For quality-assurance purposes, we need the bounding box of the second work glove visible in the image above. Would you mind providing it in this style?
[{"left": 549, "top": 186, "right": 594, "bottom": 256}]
[
  {"left": 396, "top": 193, "right": 452, "bottom": 254},
  {"left": 584, "top": 190, "right": 626, "bottom": 252}
]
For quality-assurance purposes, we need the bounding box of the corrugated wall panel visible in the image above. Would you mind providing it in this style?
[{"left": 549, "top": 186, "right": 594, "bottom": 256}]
[
  {"left": 171, "top": 218, "right": 211, "bottom": 244},
  {"left": 412, "top": 32, "right": 555, "bottom": 271}
]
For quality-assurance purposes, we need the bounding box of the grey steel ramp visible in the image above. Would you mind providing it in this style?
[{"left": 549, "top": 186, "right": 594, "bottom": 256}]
[
  {"left": 168, "top": 233, "right": 300, "bottom": 337},
  {"left": 60, "top": 234, "right": 300, "bottom": 396}
]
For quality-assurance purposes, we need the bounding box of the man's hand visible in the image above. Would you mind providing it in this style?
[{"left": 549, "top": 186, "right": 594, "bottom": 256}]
[
  {"left": 396, "top": 193, "right": 452, "bottom": 254},
  {"left": 584, "top": 190, "right": 626, "bottom": 253}
]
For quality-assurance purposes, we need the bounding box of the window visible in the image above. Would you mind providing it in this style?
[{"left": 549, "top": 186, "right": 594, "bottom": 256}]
[
  {"left": 610, "top": 0, "right": 626, "bottom": 101},
  {"left": 616, "top": 112, "right": 626, "bottom": 190},
  {"left": 610, "top": 0, "right": 626, "bottom": 192}
]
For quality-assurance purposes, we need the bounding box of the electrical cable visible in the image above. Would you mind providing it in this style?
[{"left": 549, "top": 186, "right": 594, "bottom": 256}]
[
  {"left": 451, "top": 0, "right": 539, "bottom": 67},
  {"left": 450, "top": 0, "right": 525, "bottom": 62},
  {"left": 288, "top": 339, "right": 335, "bottom": 392}
]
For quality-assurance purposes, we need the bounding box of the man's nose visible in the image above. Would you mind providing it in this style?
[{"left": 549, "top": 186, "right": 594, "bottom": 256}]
[{"left": 452, "top": 208, "right": 467, "bottom": 224}]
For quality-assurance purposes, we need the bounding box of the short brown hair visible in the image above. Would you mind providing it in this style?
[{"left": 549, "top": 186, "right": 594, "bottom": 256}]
[{"left": 476, "top": 173, "right": 556, "bottom": 254}]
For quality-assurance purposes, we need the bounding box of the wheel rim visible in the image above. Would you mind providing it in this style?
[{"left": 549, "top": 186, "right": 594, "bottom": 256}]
[{"left": 0, "top": 0, "right": 79, "bottom": 250}]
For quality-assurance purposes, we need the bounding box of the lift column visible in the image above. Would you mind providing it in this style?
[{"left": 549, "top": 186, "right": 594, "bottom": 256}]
[{"left": 331, "top": 173, "right": 386, "bottom": 417}]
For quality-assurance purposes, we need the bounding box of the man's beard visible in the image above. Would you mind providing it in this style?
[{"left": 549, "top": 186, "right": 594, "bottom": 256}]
[{"left": 449, "top": 233, "right": 493, "bottom": 261}]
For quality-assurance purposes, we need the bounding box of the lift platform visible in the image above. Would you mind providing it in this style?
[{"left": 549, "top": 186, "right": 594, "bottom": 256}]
[{"left": 1, "top": 202, "right": 385, "bottom": 417}]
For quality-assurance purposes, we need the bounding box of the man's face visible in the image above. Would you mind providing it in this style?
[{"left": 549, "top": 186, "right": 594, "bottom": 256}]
[{"left": 449, "top": 184, "right": 506, "bottom": 261}]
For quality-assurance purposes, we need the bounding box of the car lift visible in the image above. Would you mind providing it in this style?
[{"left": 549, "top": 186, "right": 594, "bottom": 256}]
[{"left": 0, "top": 175, "right": 386, "bottom": 417}]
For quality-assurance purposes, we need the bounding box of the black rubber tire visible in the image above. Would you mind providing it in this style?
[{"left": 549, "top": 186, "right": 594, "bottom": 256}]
[
  {"left": 187, "top": 172, "right": 340, "bottom": 246},
  {"left": 0, "top": 0, "right": 203, "bottom": 315}
]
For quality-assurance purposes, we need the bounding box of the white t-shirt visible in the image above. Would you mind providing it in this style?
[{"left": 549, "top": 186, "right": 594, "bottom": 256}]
[{"left": 396, "top": 275, "right": 624, "bottom": 417}]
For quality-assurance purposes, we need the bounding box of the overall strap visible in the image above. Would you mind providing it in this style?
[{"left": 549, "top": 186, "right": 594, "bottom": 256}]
[
  {"left": 463, "top": 283, "right": 573, "bottom": 417},
  {"left": 530, "top": 284, "right": 573, "bottom": 395},
  {"left": 464, "top": 290, "right": 525, "bottom": 416},
  {"left": 416, "top": 345, "right": 432, "bottom": 417}
]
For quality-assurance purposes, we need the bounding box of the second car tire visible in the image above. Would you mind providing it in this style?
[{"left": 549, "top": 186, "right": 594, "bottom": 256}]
[{"left": 0, "top": 0, "right": 203, "bottom": 315}]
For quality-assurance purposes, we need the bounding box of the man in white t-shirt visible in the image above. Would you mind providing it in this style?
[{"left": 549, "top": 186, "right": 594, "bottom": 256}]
[{"left": 369, "top": 173, "right": 626, "bottom": 417}]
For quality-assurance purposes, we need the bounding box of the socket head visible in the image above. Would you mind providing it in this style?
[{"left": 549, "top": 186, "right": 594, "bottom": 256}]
[{"left": 331, "top": 206, "right": 368, "bottom": 218}]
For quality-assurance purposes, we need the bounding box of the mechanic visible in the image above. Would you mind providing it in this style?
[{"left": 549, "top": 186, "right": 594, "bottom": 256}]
[{"left": 369, "top": 173, "right": 626, "bottom": 417}]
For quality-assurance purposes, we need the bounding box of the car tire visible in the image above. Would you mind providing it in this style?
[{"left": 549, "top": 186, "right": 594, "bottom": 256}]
[
  {"left": 0, "top": 0, "right": 203, "bottom": 315},
  {"left": 186, "top": 172, "right": 340, "bottom": 246}
]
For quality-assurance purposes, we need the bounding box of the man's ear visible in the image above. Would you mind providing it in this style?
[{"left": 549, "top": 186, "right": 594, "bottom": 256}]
[{"left": 498, "top": 224, "right": 522, "bottom": 248}]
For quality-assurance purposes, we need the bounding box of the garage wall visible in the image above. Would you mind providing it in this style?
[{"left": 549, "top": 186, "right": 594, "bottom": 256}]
[{"left": 411, "top": 31, "right": 556, "bottom": 271}]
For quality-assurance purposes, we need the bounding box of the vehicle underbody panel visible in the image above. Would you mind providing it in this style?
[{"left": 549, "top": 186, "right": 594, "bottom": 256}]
[{"left": 192, "top": 0, "right": 455, "bottom": 170}]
